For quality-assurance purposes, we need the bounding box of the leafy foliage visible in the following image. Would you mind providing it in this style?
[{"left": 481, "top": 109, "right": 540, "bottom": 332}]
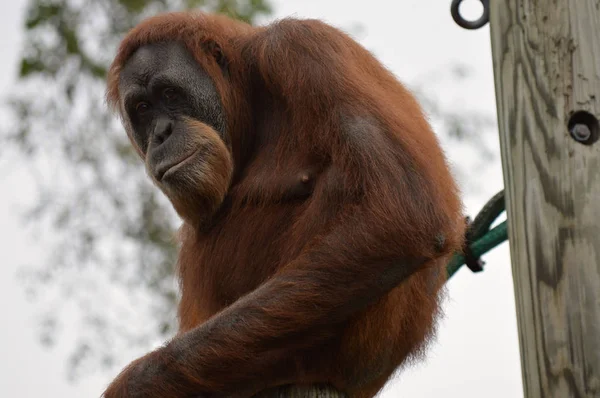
[
  {"left": 5, "top": 0, "right": 271, "bottom": 380},
  {"left": 3, "top": 0, "right": 494, "bottom": 382}
]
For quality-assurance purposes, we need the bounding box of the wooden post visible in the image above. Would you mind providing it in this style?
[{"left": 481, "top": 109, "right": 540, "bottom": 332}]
[{"left": 489, "top": 1, "right": 600, "bottom": 397}]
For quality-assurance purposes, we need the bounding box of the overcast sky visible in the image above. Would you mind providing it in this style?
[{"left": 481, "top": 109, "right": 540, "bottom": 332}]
[{"left": 0, "top": 1, "right": 523, "bottom": 397}]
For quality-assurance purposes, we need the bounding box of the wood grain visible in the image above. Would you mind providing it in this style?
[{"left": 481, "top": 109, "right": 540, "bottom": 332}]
[{"left": 490, "top": 1, "right": 600, "bottom": 397}]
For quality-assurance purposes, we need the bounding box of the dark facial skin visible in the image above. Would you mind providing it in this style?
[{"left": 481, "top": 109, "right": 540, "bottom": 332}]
[
  {"left": 118, "top": 42, "right": 234, "bottom": 225},
  {"left": 119, "top": 42, "right": 227, "bottom": 178}
]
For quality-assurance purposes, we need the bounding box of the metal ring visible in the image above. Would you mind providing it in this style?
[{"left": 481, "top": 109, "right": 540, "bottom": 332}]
[{"left": 451, "top": 0, "right": 490, "bottom": 30}]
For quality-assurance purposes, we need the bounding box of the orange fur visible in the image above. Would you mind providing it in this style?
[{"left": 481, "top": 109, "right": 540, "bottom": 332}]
[{"left": 104, "top": 11, "right": 464, "bottom": 398}]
